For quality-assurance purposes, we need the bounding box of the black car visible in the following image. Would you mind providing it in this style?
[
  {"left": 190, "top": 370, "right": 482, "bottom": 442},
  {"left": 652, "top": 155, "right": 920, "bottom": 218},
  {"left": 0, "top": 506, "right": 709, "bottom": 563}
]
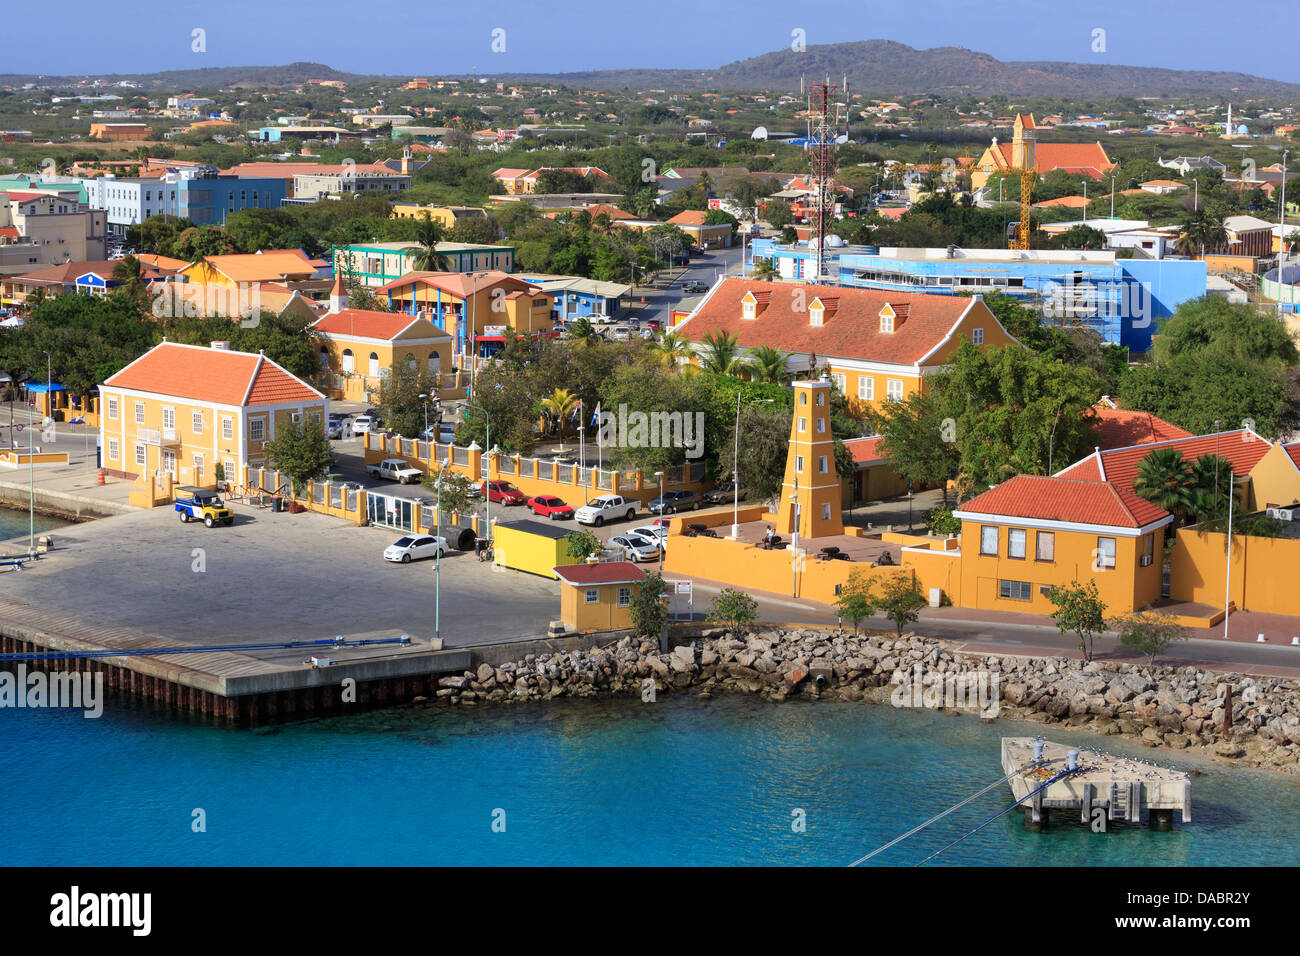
[{"left": 648, "top": 490, "right": 701, "bottom": 514}]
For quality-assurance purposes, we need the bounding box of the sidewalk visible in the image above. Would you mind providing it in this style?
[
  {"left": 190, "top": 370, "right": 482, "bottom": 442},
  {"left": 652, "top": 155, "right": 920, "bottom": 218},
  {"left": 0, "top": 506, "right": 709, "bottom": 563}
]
[{"left": 0, "top": 404, "right": 135, "bottom": 515}]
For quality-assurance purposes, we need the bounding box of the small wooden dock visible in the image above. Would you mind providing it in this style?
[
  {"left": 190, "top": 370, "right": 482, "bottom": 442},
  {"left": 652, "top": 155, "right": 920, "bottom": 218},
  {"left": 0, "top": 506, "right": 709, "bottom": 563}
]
[{"left": 1001, "top": 737, "right": 1191, "bottom": 831}]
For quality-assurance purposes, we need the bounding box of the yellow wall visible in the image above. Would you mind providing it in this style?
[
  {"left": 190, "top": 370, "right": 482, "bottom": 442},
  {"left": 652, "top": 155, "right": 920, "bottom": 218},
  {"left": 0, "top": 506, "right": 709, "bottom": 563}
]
[
  {"left": 560, "top": 579, "right": 639, "bottom": 632},
  {"left": 957, "top": 520, "right": 1164, "bottom": 615},
  {"left": 1170, "top": 527, "right": 1300, "bottom": 617},
  {"left": 1245, "top": 443, "right": 1300, "bottom": 511},
  {"left": 316, "top": 328, "right": 452, "bottom": 403},
  {"left": 493, "top": 524, "right": 569, "bottom": 579}
]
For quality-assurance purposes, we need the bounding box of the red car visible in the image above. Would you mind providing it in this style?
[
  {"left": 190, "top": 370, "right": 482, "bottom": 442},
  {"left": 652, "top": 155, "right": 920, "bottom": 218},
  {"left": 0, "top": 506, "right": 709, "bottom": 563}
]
[
  {"left": 527, "top": 494, "right": 574, "bottom": 519},
  {"left": 480, "top": 480, "right": 527, "bottom": 505}
]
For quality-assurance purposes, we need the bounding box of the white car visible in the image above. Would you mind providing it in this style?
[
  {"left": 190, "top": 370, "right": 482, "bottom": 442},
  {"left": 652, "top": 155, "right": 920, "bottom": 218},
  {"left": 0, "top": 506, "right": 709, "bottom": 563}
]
[
  {"left": 609, "top": 533, "right": 661, "bottom": 563},
  {"left": 384, "top": 534, "right": 449, "bottom": 563},
  {"left": 631, "top": 525, "right": 669, "bottom": 552},
  {"left": 352, "top": 415, "right": 377, "bottom": 434}
]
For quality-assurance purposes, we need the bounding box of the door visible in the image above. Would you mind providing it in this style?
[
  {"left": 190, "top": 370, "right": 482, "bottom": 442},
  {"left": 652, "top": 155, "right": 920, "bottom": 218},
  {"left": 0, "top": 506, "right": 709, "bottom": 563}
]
[{"left": 162, "top": 448, "right": 177, "bottom": 479}]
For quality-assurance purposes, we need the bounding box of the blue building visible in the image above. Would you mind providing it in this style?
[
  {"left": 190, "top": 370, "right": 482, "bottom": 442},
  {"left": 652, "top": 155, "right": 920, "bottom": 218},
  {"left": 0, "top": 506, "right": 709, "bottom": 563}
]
[
  {"left": 175, "top": 171, "right": 287, "bottom": 226},
  {"left": 511, "top": 274, "right": 631, "bottom": 321},
  {"left": 747, "top": 239, "right": 1207, "bottom": 353}
]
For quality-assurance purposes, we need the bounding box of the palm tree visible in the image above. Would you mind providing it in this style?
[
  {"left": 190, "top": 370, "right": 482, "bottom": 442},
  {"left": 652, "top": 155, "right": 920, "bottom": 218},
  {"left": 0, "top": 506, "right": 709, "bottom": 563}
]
[
  {"left": 540, "top": 387, "right": 580, "bottom": 440},
  {"left": 1133, "top": 447, "right": 1193, "bottom": 525},
  {"left": 410, "top": 214, "right": 448, "bottom": 272},
  {"left": 750, "top": 257, "right": 778, "bottom": 281},
  {"left": 565, "top": 316, "right": 601, "bottom": 346},
  {"left": 1175, "top": 209, "right": 1227, "bottom": 257},
  {"left": 748, "top": 345, "right": 791, "bottom": 384},
  {"left": 700, "top": 330, "right": 750, "bottom": 377},
  {"left": 650, "top": 330, "right": 692, "bottom": 369},
  {"left": 111, "top": 255, "right": 148, "bottom": 303}
]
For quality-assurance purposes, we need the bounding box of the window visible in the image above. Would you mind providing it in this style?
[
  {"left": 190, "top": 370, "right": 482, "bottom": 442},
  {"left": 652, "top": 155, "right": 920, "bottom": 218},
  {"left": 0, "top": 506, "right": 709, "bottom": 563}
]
[
  {"left": 1007, "top": 528, "right": 1026, "bottom": 559},
  {"left": 221, "top": 416, "right": 233, "bottom": 441},
  {"left": 796, "top": 455, "right": 805, "bottom": 474},
  {"left": 368, "top": 352, "right": 380, "bottom": 378},
  {"left": 815, "top": 392, "right": 824, "bottom": 407},
  {"left": 816, "top": 418, "right": 825, "bottom": 433},
  {"left": 223, "top": 457, "right": 235, "bottom": 481},
  {"left": 831, "top": 372, "right": 846, "bottom": 394},
  {"left": 249, "top": 418, "right": 265, "bottom": 442},
  {"left": 972, "top": 327, "right": 984, "bottom": 345},
  {"left": 818, "top": 456, "right": 828, "bottom": 474},
  {"left": 1036, "top": 531, "right": 1055, "bottom": 562},
  {"left": 341, "top": 349, "right": 355, "bottom": 374},
  {"left": 1140, "top": 533, "right": 1155, "bottom": 567},
  {"left": 192, "top": 410, "right": 203, "bottom": 434},
  {"left": 799, "top": 417, "right": 807, "bottom": 433},
  {"left": 980, "top": 525, "right": 998, "bottom": 555},
  {"left": 799, "top": 393, "right": 807, "bottom": 405},
  {"left": 107, "top": 397, "right": 118, "bottom": 420},
  {"left": 585, "top": 589, "right": 600, "bottom": 604},
  {"left": 999, "top": 579, "right": 1033, "bottom": 601},
  {"left": 193, "top": 453, "right": 204, "bottom": 481},
  {"left": 1095, "top": 536, "right": 1117, "bottom": 570},
  {"left": 617, "top": 587, "right": 631, "bottom": 608},
  {"left": 134, "top": 443, "right": 146, "bottom": 467},
  {"left": 162, "top": 406, "right": 175, "bottom": 431},
  {"left": 858, "top": 377, "right": 874, "bottom": 401},
  {"left": 886, "top": 379, "right": 904, "bottom": 403},
  {"left": 107, "top": 438, "right": 119, "bottom": 461},
  {"left": 134, "top": 401, "right": 145, "bottom": 424},
  {"left": 880, "top": 313, "right": 894, "bottom": 333},
  {"left": 809, "top": 304, "right": 824, "bottom": 327},
  {"left": 821, "top": 502, "right": 831, "bottom": 520},
  {"left": 742, "top": 301, "right": 756, "bottom": 319}
]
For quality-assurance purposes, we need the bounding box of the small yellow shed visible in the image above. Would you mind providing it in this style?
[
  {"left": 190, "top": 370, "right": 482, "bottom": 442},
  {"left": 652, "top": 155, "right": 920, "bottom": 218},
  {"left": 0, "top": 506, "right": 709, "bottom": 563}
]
[{"left": 553, "top": 562, "right": 647, "bottom": 633}]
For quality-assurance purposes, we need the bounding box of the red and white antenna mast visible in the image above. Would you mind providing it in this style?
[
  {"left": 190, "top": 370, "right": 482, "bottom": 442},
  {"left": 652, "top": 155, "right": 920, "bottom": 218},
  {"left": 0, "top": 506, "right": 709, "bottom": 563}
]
[{"left": 804, "top": 75, "right": 849, "bottom": 282}]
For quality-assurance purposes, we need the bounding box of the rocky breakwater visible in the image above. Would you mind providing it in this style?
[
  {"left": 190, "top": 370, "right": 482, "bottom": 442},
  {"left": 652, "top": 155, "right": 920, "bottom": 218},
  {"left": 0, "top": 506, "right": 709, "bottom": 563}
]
[{"left": 424, "top": 628, "right": 1300, "bottom": 775}]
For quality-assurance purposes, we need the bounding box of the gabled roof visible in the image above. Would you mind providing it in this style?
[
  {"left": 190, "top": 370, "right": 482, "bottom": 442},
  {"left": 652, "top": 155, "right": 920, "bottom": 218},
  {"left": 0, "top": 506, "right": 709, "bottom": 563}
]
[
  {"left": 843, "top": 436, "right": 888, "bottom": 466},
  {"left": 552, "top": 562, "right": 647, "bottom": 586},
  {"left": 666, "top": 210, "right": 713, "bottom": 227},
  {"left": 957, "top": 475, "right": 1170, "bottom": 529},
  {"left": 103, "top": 342, "right": 323, "bottom": 407},
  {"left": 195, "top": 250, "right": 319, "bottom": 283},
  {"left": 1088, "top": 402, "right": 1192, "bottom": 450},
  {"left": 675, "top": 277, "right": 989, "bottom": 367},
  {"left": 989, "top": 141, "right": 1115, "bottom": 179},
  {"left": 311, "top": 309, "right": 446, "bottom": 341},
  {"left": 375, "top": 270, "right": 539, "bottom": 298},
  {"left": 1056, "top": 429, "right": 1272, "bottom": 490}
]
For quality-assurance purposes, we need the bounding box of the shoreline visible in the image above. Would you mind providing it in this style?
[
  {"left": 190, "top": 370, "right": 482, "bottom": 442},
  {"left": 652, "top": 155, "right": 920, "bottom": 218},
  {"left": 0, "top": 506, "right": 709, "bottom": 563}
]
[{"left": 418, "top": 625, "right": 1300, "bottom": 779}]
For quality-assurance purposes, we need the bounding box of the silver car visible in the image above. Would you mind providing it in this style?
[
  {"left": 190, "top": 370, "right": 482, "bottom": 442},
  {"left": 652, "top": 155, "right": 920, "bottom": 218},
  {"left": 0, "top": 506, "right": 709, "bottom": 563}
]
[{"left": 609, "top": 533, "right": 661, "bottom": 563}]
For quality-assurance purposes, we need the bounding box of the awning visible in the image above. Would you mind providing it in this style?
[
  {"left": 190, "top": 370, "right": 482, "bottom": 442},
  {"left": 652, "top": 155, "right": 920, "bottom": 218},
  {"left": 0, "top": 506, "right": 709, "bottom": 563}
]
[{"left": 25, "top": 382, "right": 67, "bottom": 393}]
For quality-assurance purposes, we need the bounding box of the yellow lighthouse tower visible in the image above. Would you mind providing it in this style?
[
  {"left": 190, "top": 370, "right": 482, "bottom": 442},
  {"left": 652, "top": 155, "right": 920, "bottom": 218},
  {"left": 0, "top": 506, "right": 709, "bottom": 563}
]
[{"left": 775, "top": 374, "right": 843, "bottom": 546}]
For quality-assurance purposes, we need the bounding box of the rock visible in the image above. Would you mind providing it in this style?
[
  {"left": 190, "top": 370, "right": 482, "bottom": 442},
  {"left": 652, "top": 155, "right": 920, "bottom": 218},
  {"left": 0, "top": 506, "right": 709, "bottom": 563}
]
[
  {"left": 476, "top": 663, "right": 494, "bottom": 682},
  {"left": 1163, "top": 733, "right": 1190, "bottom": 749},
  {"left": 673, "top": 645, "right": 695, "bottom": 665},
  {"left": 1214, "top": 741, "right": 1246, "bottom": 758},
  {"left": 437, "top": 676, "right": 467, "bottom": 690},
  {"left": 1092, "top": 716, "right": 1120, "bottom": 735}
]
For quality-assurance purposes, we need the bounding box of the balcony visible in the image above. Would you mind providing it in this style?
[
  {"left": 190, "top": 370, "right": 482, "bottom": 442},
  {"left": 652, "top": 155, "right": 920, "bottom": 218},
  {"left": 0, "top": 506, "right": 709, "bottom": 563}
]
[{"left": 138, "top": 426, "right": 180, "bottom": 446}]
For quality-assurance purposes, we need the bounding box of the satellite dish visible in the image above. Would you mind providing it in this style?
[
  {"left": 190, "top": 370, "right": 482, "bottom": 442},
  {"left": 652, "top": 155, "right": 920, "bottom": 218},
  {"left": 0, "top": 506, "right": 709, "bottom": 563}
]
[
  {"left": 825, "top": 234, "right": 845, "bottom": 247},
  {"left": 834, "top": 134, "right": 849, "bottom": 144},
  {"left": 751, "top": 126, "right": 768, "bottom": 140}
]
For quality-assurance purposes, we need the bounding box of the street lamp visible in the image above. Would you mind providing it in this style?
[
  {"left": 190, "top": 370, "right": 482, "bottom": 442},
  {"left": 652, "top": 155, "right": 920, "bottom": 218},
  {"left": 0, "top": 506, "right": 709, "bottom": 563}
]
[
  {"left": 433, "top": 456, "right": 450, "bottom": 644},
  {"left": 418, "top": 392, "right": 430, "bottom": 438},
  {"left": 463, "top": 402, "right": 490, "bottom": 545},
  {"left": 654, "top": 470, "right": 664, "bottom": 517},
  {"left": 731, "top": 394, "right": 773, "bottom": 538}
]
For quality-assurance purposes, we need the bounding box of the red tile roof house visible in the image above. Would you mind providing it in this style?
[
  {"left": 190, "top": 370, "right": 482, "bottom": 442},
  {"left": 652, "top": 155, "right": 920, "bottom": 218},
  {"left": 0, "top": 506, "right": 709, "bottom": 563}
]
[
  {"left": 99, "top": 341, "right": 327, "bottom": 493},
  {"left": 1087, "top": 399, "right": 1192, "bottom": 450}
]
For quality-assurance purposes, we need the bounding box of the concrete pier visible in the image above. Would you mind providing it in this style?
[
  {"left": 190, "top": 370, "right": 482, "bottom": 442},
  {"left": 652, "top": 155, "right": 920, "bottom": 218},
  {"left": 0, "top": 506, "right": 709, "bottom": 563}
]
[{"left": 1002, "top": 737, "right": 1191, "bottom": 830}]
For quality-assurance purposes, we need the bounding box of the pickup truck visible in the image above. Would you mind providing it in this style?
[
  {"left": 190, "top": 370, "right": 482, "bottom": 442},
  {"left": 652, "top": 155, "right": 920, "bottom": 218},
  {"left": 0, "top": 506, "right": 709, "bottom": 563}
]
[
  {"left": 366, "top": 459, "right": 423, "bottom": 484},
  {"left": 574, "top": 493, "right": 639, "bottom": 527},
  {"left": 175, "top": 486, "right": 234, "bottom": 528}
]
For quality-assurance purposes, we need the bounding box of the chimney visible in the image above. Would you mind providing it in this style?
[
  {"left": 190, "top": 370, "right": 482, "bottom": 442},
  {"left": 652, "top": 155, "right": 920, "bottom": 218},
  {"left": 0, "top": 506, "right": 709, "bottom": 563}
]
[{"left": 211, "top": 340, "right": 230, "bottom": 350}]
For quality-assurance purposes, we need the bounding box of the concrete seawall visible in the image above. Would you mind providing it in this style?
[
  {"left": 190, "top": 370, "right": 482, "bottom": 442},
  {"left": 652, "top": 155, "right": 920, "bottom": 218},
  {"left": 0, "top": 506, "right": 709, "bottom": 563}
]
[{"left": 0, "top": 480, "right": 137, "bottom": 521}]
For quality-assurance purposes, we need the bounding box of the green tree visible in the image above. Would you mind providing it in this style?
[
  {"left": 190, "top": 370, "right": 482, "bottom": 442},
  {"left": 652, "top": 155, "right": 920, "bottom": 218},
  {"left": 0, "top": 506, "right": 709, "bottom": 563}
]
[
  {"left": 1132, "top": 447, "right": 1192, "bottom": 525},
  {"left": 699, "top": 330, "right": 749, "bottom": 376},
  {"left": 708, "top": 587, "right": 759, "bottom": 626},
  {"left": 1112, "top": 611, "right": 1188, "bottom": 666},
  {"left": 630, "top": 571, "right": 670, "bottom": 641},
  {"left": 564, "top": 529, "right": 605, "bottom": 561},
  {"left": 1122, "top": 350, "right": 1297, "bottom": 439},
  {"left": 262, "top": 416, "right": 334, "bottom": 495},
  {"left": 1045, "top": 579, "right": 1107, "bottom": 663},
  {"left": 172, "top": 225, "right": 238, "bottom": 261},
  {"left": 1151, "top": 297, "right": 1299, "bottom": 366},
  {"left": 126, "top": 214, "right": 193, "bottom": 258},
  {"left": 869, "top": 389, "right": 962, "bottom": 506},
  {"left": 374, "top": 361, "right": 441, "bottom": 439},
  {"left": 748, "top": 345, "right": 791, "bottom": 384},
  {"left": 410, "top": 216, "right": 449, "bottom": 272},
  {"left": 871, "top": 574, "right": 927, "bottom": 638},
  {"left": 835, "top": 568, "right": 876, "bottom": 633},
  {"left": 421, "top": 465, "right": 475, "bottom": 515}
]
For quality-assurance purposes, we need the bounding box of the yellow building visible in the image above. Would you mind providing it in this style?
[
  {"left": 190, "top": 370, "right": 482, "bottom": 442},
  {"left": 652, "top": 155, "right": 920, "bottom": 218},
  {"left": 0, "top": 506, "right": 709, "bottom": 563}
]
[
  {"left": 950, "top": 474, "right": 1171, "bottom": 615},
  {"left": 493, "top": 519, "right": 573, "bottom": 579},
  {"left": 674, "top": 278, "right": 1018, "bottom": 416},
  {"left": 311, "top": 281, "right": 453, "bottom": 402},
  {"left": 99, "top": 341, "right": 327, "bottom": 488},
  {"left": 390, "top": 204, "right": 491, "bottom": 230},
  {"left": 775, "top": 377, "right": 843, "bottom": 542},
  {"left": 375, "top": 270, "right": 555, "bottom": 359},
  {"left": 180, "top": 250, "right": 325, "bottom": 293},
  {"left": 553, "top": 562, "right": 647, "bottom": 632},
  {"left": 971, "top": 114, "right": 1115, "bottom": 191}
]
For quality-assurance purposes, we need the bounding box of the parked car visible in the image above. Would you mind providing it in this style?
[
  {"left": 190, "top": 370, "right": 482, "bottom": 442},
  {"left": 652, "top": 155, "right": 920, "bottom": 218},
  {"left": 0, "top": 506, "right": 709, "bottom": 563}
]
[
  {"left": 647, "top": 489, "right": 701, "bottom": 514},
  {"left": 703, "top": 481, "right": 748, "bottom": 505},
  {"left": 575, "top": 493, "right": 639, "bottom": 527},
  {"left": 528, "top": 494, "right": 574, "bottom": 519},
  {"left": 609, "top": 533, "right": 662, "bottom": 563},
  {"left": 351, "top": 415, "right": 378, "bottom": 435},
  {"left": 631, "top": 525, "right": 669, "bottom": 552},
  {"left": 681, "top": 280, "right": 708, "bottom": 293},
  {"left": 638, "top": 327, "right": 655, "bottom": 341},
  {"left": 326, "top": 413, "right": 353, "bottom": 440},
  {"left": 607, "top": 326, "right": 635, "bottom": 341},
  {"left": 480, "top": 480, "right": 526, "bottom": 505},
  {"left": 366, "top": 459, "right": 422, "bottom": 484},
  {"left": 383, "top": 534, "right": 449, "bottom": 563},
  {"left": 174, "top": 486, "right": 234, "bottom": 528}
]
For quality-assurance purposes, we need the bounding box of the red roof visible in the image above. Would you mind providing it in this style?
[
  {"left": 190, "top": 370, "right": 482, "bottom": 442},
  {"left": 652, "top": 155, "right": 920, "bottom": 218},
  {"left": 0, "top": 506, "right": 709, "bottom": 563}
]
[
  {"left": 1057, "top": 429, "right": 1272, "bottom": 490},
  {"left": 311, "top": 309, "right": 433, "bottom": 341},
  {"left": 958, "top": 475, "right": 1170, "bottom": 529},
  {"left": 1284, "top": 443, "right": 1300, "bottom": 471},
  {"left": 1088, "top": 404, "right": 1192, "bottom": 450},
  {"left": 103, "top": 342, "right": 322, "bottom": 407},
  {"left": 0, "top": 225, "right": 19, "bottom": 239},
  {"left": 552, "top": 562, "right": 647, "bottom": 586},
  {"left": 990, "top": 141, "right": 1115, "bottom": 179},
  {"left": 677, "top": 277, "right": 986, "bottom": 366},
  {"left": 667, "top": 210, "right": 712, "bottom": 227},
  {"left": 844, "top": 437, "right": 888, "bottom": 465}
]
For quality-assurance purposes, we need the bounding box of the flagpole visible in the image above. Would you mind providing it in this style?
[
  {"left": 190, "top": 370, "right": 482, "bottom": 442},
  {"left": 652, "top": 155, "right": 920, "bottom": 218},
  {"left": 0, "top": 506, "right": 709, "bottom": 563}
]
[{"left": 595, "top": 402, "right": 602, "bottom": 472}]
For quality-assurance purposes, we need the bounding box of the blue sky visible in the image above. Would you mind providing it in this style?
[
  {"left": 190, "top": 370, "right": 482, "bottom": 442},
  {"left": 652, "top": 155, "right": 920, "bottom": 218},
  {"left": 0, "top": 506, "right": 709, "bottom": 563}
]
[{"left": 11, "top": 0, "right": 1299, "bottom": 83}]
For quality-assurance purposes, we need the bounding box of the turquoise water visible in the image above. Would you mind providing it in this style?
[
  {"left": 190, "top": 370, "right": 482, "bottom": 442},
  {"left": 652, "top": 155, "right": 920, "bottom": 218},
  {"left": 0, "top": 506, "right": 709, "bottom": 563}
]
[
  {"left": 3, "top": 693, "right": 1298, "bottom": 866},
  {"left": 0, "top": 504, "right": 70, "bottom": 544}
]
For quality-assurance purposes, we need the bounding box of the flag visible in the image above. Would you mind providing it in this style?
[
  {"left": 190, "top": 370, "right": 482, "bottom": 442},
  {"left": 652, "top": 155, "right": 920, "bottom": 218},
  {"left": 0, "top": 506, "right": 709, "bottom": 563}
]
[{"left": 591, "top": 402, "right": 600, "bottom": 428}]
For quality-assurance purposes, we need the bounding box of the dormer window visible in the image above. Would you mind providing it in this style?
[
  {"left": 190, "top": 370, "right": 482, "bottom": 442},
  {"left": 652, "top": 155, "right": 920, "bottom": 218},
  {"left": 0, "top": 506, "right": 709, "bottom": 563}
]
[
  {"left": 743, "top": 300, "right": 756, "bottom": 320},
  {"left": 809, "top": 303, "right": 824, "bottom": 327},
  {"left": 740, "top": 289, "right": 770, "bottom": 320},
  {"left": 880, "top": 306, "right": 895, "bottom": 333}
]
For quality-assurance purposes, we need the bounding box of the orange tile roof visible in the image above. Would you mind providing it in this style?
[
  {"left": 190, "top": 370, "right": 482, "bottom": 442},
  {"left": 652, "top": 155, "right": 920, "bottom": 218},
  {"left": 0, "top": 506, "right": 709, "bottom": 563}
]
[
  {"left": 1088, "top": 404, "right": 1192, "bottom": 450},
  {"left": 844, "top": 436, "right": 888, "bottom": 465},
  {"left": 1033, "top": 195, "right": 1090, "bottom": 208},
  {"left": 991, "top": 141, "right": 1115, "bottom": 179},
  {"left": 667, "top": 210, "right": 713, "bottom": 227},
  {"left": 958, "top": 475, "right": 1170, "bottom": 529},
  {"left": 1285, "top": 443, "right": 1300, "bottom": 470},
  {"left": 374, "top": 270, "right": 535, "bottom": 298},
  {"left": 312, "top": 309, "right": 438, "bottom": 341},
  {"left": 677, "top": 277, "right": 984, "bottom": 366},
  {"left": 103, "top": 342, "right": 322, "bottom": 407},
  {"left": 199, "top": 250, "right": 319, "bottom": 283},
  {"left": 1057, "top": 429, "right": 1271, "bottom": 490}
]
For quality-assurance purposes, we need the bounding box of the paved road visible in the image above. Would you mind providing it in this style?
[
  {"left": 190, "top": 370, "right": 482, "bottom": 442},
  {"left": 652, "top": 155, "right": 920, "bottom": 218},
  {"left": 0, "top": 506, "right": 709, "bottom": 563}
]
[{"left": 625, "top": 246, "right": 746, "bottom": 327}]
